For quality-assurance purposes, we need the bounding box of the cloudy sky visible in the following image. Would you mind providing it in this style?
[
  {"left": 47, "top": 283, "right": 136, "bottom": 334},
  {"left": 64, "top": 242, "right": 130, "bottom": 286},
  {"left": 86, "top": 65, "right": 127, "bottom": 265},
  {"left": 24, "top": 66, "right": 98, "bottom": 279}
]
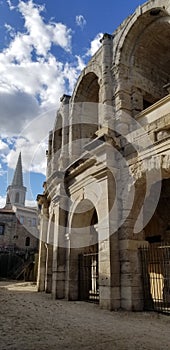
[{"left": 0, "top": 0, "right": 144, "bottom": 207}]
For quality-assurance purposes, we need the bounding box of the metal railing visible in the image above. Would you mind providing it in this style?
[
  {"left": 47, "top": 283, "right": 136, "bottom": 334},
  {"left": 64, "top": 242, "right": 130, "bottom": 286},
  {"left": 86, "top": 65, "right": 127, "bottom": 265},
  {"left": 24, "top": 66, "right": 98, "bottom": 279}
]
[
  {"left": 78, "top": 252, "right": 99, "bottom": 303},
  {"left": 139, "top": 243, "right": 170, "bottom": 314}
]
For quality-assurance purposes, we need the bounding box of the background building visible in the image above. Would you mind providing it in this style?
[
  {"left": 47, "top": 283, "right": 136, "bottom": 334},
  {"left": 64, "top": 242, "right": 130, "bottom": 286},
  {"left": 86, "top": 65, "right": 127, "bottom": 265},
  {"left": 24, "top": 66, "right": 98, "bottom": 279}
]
[{"left": 0, "top": 153, "right": 39, "bottom": 279}]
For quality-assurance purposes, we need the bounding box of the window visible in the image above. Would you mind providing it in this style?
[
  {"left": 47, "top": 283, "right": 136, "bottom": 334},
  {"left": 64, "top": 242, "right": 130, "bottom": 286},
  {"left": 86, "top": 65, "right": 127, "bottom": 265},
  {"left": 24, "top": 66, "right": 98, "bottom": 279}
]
[
  {"left": 15, "top": 192, "right": 20, "bottom": 203},
  {"left": 0, "top": 224, "right": 5, "bottom": 235},
  {"left": 27, "top": 218, "right": 32, "bottom": 227},
  {"left": 19, "top": 216, "right": 24, "bottom": 224},
  {"left": 25, "top": 237, "right": 30, "bottom": 247},
  {"left": 32, "top": 218, "right": 36, "bottom": 227},
  {"left": 13, "top": 235, "right": 18, "bottom": 240}
]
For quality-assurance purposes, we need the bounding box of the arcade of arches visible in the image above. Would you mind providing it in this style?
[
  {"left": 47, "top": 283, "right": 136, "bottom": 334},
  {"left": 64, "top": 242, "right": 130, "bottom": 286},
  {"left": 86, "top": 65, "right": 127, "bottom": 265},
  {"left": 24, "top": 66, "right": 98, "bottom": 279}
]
[{"left": 37, "top": 0, "right": 170, "bottom": 311}]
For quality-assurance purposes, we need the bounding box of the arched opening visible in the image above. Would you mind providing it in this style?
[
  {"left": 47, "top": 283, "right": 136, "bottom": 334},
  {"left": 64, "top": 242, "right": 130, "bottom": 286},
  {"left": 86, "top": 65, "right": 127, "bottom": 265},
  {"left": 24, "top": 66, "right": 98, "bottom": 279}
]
[
  {"left": 131, "top": 14, "right": 170, "bottom": 115},
  {"left": 117, "top": 8, "right": 170, "bottom": 117},
  {"left": 25, "top": 236, "right": 30, "bottom": 247},
  {"left": 74, "top": 72, "right": 99, "bottom": 104},
  {"left": 69, "top": 199, "right": 99, "bottom": 302},
  {"left": 71, "top": 73, "right": 100, "bottom": 158},
  {"left": 15, "top": 192, "right": 20, "bottom": 204}
]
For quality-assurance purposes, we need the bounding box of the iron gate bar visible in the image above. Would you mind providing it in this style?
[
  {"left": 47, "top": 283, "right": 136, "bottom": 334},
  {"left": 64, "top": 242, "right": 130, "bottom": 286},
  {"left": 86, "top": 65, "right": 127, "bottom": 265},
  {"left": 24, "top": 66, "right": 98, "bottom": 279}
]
[
  {"left": 78, "top": 252, "right": 99, "bottom": 303},
  {"left": 139, "top": 243, "right": 170, "bottom": 315}
]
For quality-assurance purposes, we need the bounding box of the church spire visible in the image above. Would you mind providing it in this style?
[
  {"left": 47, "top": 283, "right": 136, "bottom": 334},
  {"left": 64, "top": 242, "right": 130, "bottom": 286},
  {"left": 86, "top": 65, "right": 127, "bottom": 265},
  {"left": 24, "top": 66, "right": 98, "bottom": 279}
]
[
  {"left": 5, "top": 152, "right": 26, "bottom": 208},
  {"left": 12, "top": 152, "right": 23, "bottom": 187}
]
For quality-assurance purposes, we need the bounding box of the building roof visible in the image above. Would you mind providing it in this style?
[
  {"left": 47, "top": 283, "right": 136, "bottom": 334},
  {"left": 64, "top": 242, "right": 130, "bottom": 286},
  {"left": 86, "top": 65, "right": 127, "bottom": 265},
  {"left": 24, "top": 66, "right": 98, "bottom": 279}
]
[
  {"left": 12, "top": 152, "right": 24, "bottom": 187},
  {"left": 0, "top": 208, "right": 15, "bottom": 214}
]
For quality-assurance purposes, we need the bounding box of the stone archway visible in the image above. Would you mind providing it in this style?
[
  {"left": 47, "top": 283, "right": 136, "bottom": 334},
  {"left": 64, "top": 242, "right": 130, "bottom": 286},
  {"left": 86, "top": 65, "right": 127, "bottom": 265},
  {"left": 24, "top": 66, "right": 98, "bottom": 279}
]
[
  {"left": 114, "top": 2, "right": 170, "bottom": 119},
  {"left": 68, "top": 199, "right": 99, "bottom": 302},
  {"left": 69, "top": 72, "right": 100, "bottom": 161}
]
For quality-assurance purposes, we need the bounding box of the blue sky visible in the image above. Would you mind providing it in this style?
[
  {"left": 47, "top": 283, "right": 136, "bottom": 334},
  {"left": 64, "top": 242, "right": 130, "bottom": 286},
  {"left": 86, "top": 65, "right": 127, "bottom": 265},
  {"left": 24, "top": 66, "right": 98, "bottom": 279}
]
[{"left": 0, "top": 0, "right": 145, "bottom": 207}]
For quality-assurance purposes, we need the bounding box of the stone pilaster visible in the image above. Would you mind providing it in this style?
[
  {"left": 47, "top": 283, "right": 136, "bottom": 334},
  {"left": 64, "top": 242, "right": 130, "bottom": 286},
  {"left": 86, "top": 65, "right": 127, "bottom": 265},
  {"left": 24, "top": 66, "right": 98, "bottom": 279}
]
[
  {"left": 46, "top": 131, "right": 53, "bottom": 179},
  {"left": 51, "top": 190, "right": 67, "bottom": 299},
  {"left": 37, "top": 195, "right": 49, "bottom": 292},
  {"left": 45, "top": 211, "right": 54, "bottom": 293},
  {"left": 119, "top": 239, "right": 148, "bottom": 311},
  {"left": 45, "top": 244, "right": 53, "bottom": 293},
  {"left": 99, "top": 33, "right": 113, "bottom": 126},
  {"left": 59, "top": 94, "right": 71, "bottom": 170}
]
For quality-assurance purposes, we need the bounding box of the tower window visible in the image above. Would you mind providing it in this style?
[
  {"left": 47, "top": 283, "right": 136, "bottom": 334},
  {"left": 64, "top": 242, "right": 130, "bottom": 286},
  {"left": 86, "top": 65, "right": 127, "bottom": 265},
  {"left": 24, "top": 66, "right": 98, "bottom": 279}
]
[{"left": 15, "top": 192, "right": 20, "bottom": 203}]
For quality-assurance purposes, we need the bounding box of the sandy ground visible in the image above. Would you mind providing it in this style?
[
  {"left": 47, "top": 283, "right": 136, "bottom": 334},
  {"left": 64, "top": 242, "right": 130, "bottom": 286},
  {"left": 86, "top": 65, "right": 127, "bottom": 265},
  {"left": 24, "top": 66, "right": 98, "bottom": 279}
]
[{"left": 0, "top": 281, "right": 169, "bottom": 350}]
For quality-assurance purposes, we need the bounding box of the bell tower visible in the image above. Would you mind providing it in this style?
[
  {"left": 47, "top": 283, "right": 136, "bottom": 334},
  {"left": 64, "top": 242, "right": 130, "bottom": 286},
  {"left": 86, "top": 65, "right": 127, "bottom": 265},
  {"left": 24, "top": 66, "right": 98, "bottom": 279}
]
[{"left": 6, "top": 152, "right": 26, "bottom": 208}]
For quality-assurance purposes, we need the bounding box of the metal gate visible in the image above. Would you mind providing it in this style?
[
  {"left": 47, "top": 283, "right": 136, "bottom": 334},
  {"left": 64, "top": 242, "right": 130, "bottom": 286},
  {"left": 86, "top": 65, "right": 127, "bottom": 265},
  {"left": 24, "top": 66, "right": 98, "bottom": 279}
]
[
  {"left": 139, "top": 243, "right": 170, "bottom": 314},
  {"left": 78, "top": 252, "right": 99, "bottom": 303}
]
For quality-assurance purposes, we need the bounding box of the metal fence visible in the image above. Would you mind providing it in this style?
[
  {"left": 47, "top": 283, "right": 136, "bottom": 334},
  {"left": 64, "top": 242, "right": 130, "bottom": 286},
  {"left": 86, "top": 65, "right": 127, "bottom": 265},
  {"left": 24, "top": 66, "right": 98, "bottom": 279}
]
[
  {"left": 139, "top": 243, "right": 170, "bottom": 314},
  {"left": 78, "top": 252, "right": 99, "bottom": 303}
]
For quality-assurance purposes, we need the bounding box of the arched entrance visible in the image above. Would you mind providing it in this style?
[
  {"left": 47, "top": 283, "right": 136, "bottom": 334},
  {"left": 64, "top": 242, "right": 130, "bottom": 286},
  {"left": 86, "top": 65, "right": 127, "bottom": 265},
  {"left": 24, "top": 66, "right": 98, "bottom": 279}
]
[{"left": 68, "top": 199, "right": 99, "bottom": 303}]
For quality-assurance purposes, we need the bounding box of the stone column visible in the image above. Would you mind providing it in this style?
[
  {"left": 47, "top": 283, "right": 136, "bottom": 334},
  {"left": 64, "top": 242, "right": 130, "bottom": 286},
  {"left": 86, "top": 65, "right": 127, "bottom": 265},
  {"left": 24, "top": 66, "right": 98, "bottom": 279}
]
[
  {"left": 46, "top": 131, "right": 53, "bottom": 179},
  {"left": 119, "top": 239, "right": 148, "bottom": 311},
  {"left": 45, "top": 211, "right": 54, "bottom": 293},
  {"left": 51, "top": 191, "right": 67, "bottom": 299},
  {"left": 119, "top": 182, "right": 147, "bottom": 310},
  {"left": 114, "top": 62, "right": 132, "bottom": 137},
  {"left": 131, "top": 87, "right": 143, "bottom": 117},
  {"left": 37, "top": 196, "right": 49, "bottom": 292},
  {"left": 96, "top": 164, "right": 120, "bottom": 310},
  {"left": 99, "top": 33, "right": 113, "bottom": 126},
  {"left": 59, "top": 94, "right": 71, "bottom": 170}
]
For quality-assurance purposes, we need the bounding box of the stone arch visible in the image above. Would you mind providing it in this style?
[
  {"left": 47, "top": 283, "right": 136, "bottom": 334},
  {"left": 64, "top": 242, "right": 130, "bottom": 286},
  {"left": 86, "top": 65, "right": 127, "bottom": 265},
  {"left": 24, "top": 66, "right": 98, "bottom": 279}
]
[
  {"left": 114, "top": 1, "right": 170, "bottom": 116},
  {"left": 114, "top": 0, "right": 170, "bottom": 66},
  {"left": 68, "top": 191, "right": 100, "bottom": 232},
  {"left": 71, "top": 63, "right": 102, "bottom": 103},
  {"left": 68, "top": 198, "right": 99, "bottom": 301},
  {"left": 70, "top": 70, "right": 101, "bottom": 159},
  {"left": 69, "top": 199, "right": 98, "bottom": 249},
  {"left": 74, "top": 72, "right": 100, "bottom": 103}
]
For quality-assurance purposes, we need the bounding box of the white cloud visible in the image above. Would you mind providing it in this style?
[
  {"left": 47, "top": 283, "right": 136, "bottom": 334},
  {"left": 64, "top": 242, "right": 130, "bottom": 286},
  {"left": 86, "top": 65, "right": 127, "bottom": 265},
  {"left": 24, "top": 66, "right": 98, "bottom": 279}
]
[
  {"left": 0, "top": 90, "right": 40, "bottom": 135},
  {"left": 0, "top": 1, "right": 89, "bottom": 184},
  {"left": 86, "top": 33, "right": 103, "bottom": 56},
  {"left": 76, "top": 15, "right": 86, "bottom": 29},
  {"left": 76, "top": 55, "right": 86, "bottom": 71},
  {"left": 0, "top": 196, "right": 6, "bottom": 208},
  {"left": 6, "top": 0, "right": 15, "bottom": 10},
  {"left": 4, "top": 24, "right": 16, "bottom": 38},
  {"left": 0, "top": 163, "right": 6, "bottom": 177},
  {"left": 18, "top": 0, "right": 72, "bottom": 55},
  {"left": 0, "top": 0, "right": 85, "bottom": 179},
  {"left": 25, "top": 199, "right": 37, "bottom": 207},
  {"left": 0, "top": 140, "right": 9, "bottom": 153}
]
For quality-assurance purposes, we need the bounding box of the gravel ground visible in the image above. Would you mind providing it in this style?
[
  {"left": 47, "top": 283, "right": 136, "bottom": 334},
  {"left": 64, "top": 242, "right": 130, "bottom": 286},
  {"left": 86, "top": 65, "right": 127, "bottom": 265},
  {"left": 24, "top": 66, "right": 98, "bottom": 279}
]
[{"left": 0, "top": 281, "right": 169, "bottom": 350}]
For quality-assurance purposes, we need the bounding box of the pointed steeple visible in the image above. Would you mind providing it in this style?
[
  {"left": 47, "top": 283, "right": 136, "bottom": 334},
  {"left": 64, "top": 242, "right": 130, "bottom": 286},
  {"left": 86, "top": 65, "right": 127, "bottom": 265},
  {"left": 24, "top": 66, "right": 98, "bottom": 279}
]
[
  {"left": 5, "top": 152, "right": 26, "bottom": 208},
  {"left": 12, "top": 152, "right": 23, "bottom": 187}
]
